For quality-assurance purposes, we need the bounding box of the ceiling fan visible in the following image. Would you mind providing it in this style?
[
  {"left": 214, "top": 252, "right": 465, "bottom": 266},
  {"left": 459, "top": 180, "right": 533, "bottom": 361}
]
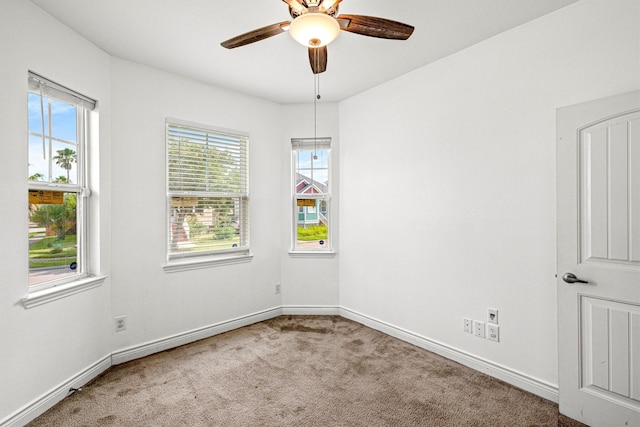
[{"left": 221, "top": 0, "right": 414, "bottom": 74}]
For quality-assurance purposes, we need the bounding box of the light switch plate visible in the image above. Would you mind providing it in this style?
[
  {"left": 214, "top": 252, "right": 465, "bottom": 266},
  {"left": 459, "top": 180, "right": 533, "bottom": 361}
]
[{"left": 473, "top": 320, "right": 485, "bottom": 338}]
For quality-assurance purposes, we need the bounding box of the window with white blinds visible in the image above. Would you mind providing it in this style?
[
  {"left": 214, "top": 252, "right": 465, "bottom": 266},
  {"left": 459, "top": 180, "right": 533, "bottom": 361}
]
[{"left": 166, "top": 119, "right": 249, "bottom": 262}]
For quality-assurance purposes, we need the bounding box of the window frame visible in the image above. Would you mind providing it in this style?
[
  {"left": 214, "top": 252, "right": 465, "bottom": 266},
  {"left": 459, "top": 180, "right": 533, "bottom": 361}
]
[
  {"left": 164, "top": 118, "right": 251, "bottom": 271},
  {"left": 23, "top": 71, "right": 105, "bottom": 307},
  {"left": 291, "top": 137, "right": 334, "bottom": 254}
]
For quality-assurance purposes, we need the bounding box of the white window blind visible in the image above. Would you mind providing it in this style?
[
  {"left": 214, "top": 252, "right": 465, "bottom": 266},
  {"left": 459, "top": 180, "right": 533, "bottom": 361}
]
[
  {"left": 166, "top": 120, "right": 249, "bottom": 260},
  {"left": 28, "top": 71, "right": 96, "bottom": 111},
  {"left": 168, "top": 124, "right": 248, "bottom": 194},
  {"left": 291, "top": 137, "right": 331, "bottom": 151}
]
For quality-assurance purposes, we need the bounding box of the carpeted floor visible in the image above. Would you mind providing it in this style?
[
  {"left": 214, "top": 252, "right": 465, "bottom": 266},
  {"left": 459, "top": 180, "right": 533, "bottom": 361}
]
[{"left": 29, "top": 316, "right": 586, "bottom": 426}]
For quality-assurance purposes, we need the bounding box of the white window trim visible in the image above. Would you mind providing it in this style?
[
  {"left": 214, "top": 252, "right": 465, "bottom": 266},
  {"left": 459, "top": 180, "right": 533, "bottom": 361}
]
[
  {"left": 291, "top": 137, "right": 335, "bottom": 255},
  {"left": 163, "top": 254, "right": 253, "bottom": 273},
  {"left": 164, "top": 118, "right": 251, "bottom": 270},
  {"left": 21, "top": 275, "right": 107, "bottom": 309},
  {"left": 288, "top": 250, "right": 336, "bottom": 257},
  {"left": 26, "top": 72, "right": 102, "bottom": 302}
]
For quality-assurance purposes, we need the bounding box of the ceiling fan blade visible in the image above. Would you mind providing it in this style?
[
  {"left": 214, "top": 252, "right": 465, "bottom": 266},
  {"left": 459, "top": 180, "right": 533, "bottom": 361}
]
[
  {"left": 319, "top": 0, "right": 342, "bottom": 12},
  {"left": 337, "top": 14, "right": 414, "bottom": 40},
  {"left": 221, "top": 21, "right": 290, "bottom": 49},
  {"left": 308, "top": 46, "right": 327, "bottom": 74},
  {"left": 282, "top": 0, "right": 306, "bottom": 14}
]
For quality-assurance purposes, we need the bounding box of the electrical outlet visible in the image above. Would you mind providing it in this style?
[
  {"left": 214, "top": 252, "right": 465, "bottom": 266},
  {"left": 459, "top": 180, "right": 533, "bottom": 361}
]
[
  {"left": 487, "top": 324, "right": 500, "bottom": 342},
  {"left": 473, "top": 320, "right": 485, "bottom": 338},
  {"left": 275, "top": 283, "right": 281, "bottom": 294},
  {"left": 114, "top": 315, "right": 127, "bottom": 332},
  {"left": 488, "top": 308, "right": 499, "bottom": 324},
  {"left": 463, "top": 318, "right": 473, "bottom": 333}
]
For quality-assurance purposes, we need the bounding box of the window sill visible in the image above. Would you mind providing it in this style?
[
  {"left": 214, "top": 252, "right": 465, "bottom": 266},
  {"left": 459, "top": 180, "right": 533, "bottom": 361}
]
[
  {"left": 288, "top": 251, "right": 337, "bottom": 258},
  {"left": 163, "top": 253, "right": 254, "bottom": 273},
  {"left": 21, "top": 275, "right": 107, "bottom": 309}
]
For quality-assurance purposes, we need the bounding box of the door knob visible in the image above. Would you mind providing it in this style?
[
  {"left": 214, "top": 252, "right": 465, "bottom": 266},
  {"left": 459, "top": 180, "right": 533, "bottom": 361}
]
[{"left": 562, "top": 273, "right": 589, "bottom": 284}]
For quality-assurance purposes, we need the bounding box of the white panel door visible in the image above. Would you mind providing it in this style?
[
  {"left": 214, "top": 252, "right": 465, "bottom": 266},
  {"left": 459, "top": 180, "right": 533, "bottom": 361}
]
[{"left": 557, "top": 90, "right": 640, "bottom": 426}]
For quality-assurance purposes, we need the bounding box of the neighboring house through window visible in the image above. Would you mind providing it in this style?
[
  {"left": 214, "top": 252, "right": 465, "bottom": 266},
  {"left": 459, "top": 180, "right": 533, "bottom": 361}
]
[
  {"left": 166, "top": 119, "right": 250, "bottom": 267},
  {"left": 27, "top": 72, "right": 96, "bottom": 291},
  {"left": 292, "top": 137, "right": 332, "bottom": 252}
]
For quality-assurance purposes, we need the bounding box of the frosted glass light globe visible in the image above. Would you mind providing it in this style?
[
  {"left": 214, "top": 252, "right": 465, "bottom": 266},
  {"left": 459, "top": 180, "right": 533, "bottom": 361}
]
[{"left": 289, "top": 13, "right": 340, "bottom": 47}]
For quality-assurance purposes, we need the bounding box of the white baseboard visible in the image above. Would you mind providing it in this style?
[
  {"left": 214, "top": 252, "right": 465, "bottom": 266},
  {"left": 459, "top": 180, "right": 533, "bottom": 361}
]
[
  {"left": 281, "top": 305, "right": 340, "bottom": 315},
  {"left": 1, "top": 355, "right": 111, "bottom": 427},
  {"left": 339, "top": 307, "right": 559, "bottom": 403},
  {"left": 111, "top": 307, "right": 282, "bottom": 365}
]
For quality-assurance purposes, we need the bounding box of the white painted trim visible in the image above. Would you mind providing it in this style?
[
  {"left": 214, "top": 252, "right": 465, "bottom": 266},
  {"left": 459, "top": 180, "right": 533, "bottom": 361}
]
[
  {"left": 20, "top": 275, "right": 107, "bottom": 309},
  {"left": 281, "top": 305, "right": 340, "bottom": 315},
  {"left": 111, "top": 307, "right": 282, "bottom": 365},
  {"left": 339, "top": 306, "right": 560, "bottom": 403},
  {"left": 163, "top": 254, "right": 253, "bottom": 273},
  {"left": 0, "top": 355, "right": 111, "bottom": 427},
  {"left": 287, "top": 251, "right": 336, "bottom": 258}
]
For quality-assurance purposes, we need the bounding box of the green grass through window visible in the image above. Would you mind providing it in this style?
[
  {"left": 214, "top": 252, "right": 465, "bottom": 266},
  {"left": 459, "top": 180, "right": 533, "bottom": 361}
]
[{"left": 297, "top": 224, "right": 328, "bottom": 241}]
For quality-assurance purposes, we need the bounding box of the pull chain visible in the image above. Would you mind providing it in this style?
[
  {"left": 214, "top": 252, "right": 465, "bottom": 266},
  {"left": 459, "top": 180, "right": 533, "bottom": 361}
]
[{"left": 313, "top": 73, "right": 321, "bottom": 160}]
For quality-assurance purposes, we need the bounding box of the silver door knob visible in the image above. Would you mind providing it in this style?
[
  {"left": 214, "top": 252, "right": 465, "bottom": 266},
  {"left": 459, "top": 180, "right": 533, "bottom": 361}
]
[{"left": 562, "top": 273, "right": 588, "bottom": 284}]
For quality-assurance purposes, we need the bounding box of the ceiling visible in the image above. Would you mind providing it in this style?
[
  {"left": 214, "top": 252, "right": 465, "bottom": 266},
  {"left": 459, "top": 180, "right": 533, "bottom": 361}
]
[{"left": 30, "top": 0, "right": 579, "bottom": 104}]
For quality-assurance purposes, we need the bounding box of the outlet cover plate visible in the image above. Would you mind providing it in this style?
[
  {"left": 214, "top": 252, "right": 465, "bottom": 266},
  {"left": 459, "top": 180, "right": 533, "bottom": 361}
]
[
  {"left": 114, "top": 315, "right": 127, "bottom": 332},
  {"left": 487, "top": 324, "right": 500, "bottom": 342}
]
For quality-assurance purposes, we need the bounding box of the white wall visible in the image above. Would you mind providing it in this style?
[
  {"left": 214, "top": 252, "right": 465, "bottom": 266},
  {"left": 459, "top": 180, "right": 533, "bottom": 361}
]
[
  {"left": 280, "top": 103, "right": 340, "bottom": 310},
  {"left": 339, "top": 0, "right": 639, "bottom": 388},
  {"left": 109, "top": 58, "right": 286, "bottom": 351},
  {"left": 0, "top": 0, "right": 112, "bottom": 422},
  {"left": 108, "top": 60, "right": 342, "bottom": 353}
]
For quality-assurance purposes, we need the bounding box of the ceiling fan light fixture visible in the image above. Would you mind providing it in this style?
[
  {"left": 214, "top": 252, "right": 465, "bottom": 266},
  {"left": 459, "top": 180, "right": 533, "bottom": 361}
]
[{"left": 289, "top": 13, "right": 340, "bottom": 47}]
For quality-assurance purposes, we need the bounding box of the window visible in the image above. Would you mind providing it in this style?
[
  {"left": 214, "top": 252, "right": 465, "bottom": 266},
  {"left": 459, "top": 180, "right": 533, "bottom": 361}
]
[
  {"left": 166, "top": 120, "right": 249, "bottom": 265},
  {"left": 292, "top": 138, "right": 332, "bottom": 252},
  {"left": 27, "top": 71, "right": 96, "bottom": 290}
]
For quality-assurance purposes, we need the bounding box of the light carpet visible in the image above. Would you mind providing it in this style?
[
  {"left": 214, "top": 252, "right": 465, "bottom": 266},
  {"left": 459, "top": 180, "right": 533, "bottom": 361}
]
[{"left": 28, "top": 316, "right": 586, "bottom": 426}]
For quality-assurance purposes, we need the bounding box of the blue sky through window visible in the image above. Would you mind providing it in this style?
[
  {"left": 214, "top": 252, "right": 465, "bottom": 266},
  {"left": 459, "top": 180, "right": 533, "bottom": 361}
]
[
  {"left": 28, "top": 93, "right": 78, "bottom": 182},
  {"left": 296, "top": 148, "right": 329, "bottom": 185}
]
